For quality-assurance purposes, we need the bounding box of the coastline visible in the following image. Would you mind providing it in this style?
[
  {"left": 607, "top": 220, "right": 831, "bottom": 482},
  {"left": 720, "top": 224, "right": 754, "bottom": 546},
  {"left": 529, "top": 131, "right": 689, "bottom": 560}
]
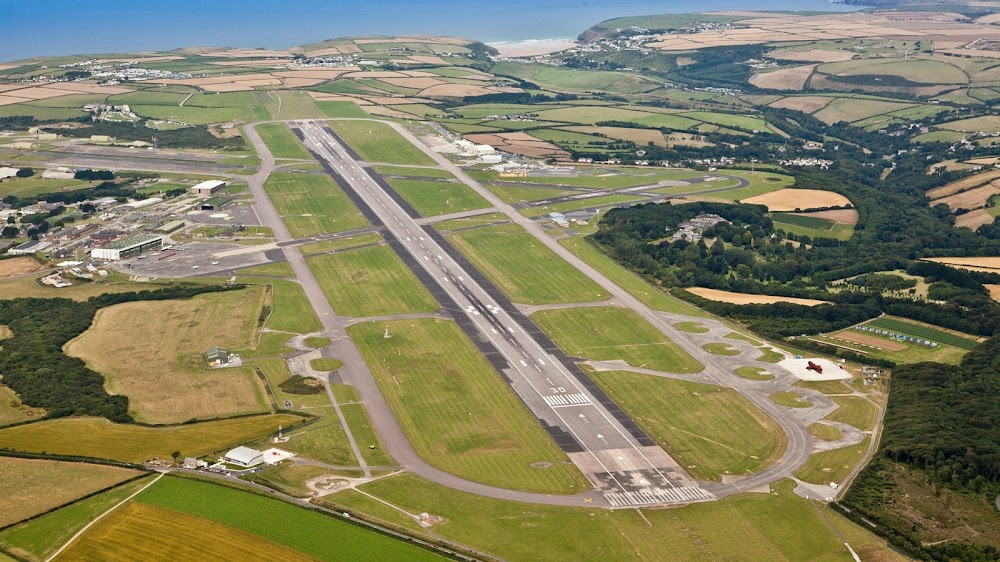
[{"left": 488, "top": 38, "right": 578, "bottom": 57}]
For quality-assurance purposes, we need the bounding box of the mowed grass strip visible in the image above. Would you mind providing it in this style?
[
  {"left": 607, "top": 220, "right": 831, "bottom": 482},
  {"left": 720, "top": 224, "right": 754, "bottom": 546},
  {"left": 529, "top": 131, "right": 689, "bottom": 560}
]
[
  {"left": 264, "top": 172, "right": 368, "bottom": 238},
  {"left": 53, "top": 502, "right": 317, "bottom": 562},
  {"left": 136, "top": 476, "right": 441, "bottom": 561},
  {"left": 0, "top": 457, "right": 141, "bottom": 527},
  {"left": 307, "top": 245, "right": 438, "bottom": 317},
  {"left": 0, "top": 414, "right": 302, "bottom": 463},
  {"left": 533, "top": 307, "right": 701, "bottom": 373},
  {"left": 386, "top": 178, "right": 490, "bottom": 217},
  {"left": 590, "top": 371, "right": 784, "bottom": 480},
  {"left": 256, "top": 123, "right": 311, "bottom": 160},
  {"left": 824, "top": 396, "right": 878, "bottom": 431},
  {"left": 348, "top": 319, "right": 588, "bottom": 494},
  {"left": 0, "top": 476, "right": 155, "bottom": 562},
  {"left": 328, "top": 120, "right": 434, "bottom": 165},
  {"left": 448, "top": 224, "right": 609, "bottom": 305},
  {"left": 65, "top": 288, "right": 270, "bottom": 424},
  {"left": 340, "top": 403, "right": 395, "bottom": 466},
  {"left": 794, "top": 437, "right": 871, "bottom": 486}
]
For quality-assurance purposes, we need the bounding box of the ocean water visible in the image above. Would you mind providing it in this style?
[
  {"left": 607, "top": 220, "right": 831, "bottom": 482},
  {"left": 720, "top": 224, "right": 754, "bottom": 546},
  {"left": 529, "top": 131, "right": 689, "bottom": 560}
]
[{"left": 0, "top": 0, "right": 857, "bottom": 61}]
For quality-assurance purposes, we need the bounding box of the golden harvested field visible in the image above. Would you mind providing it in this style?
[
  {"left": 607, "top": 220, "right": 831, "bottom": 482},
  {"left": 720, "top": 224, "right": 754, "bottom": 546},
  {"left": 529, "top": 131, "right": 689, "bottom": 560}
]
[
  {"left": 931, "top": 184, "right": 1000, "bottom": 211},
  {"left": 741, "top": 188, "right": 852, "bottom": 211},
  {"left": 687, "top": 287, "right": 829, "bottom": 306},
  {"left": 924, "top": 257, "right": 1000, "bottom": 272},
  {"left": 0, "top": 415, "right": 301, "bottom": 462},
  {"left": 803, "top": 208, "right": 859, "bottom": 226},
  {"left": 749, "top": 65, "right": 815, "bottom": 90},
  {"left": 768, "top": 96, "right": 834, "bottom": 113},
  {"left": 419, "top": 83, "right": 521, "bottom": 97},
  {"left": 0, "top": 457, "right": 141, "bottom": 527},
  {"left": 54, "top": 502, "right": 316, "bottom": 562},
  {"left": 926, "top": 170, "right": 1000, "bottom": 199},
  {"left": 985, "top": 284, "right": 1000, "bottom": 302},
  {"left": 465, "top": 132, "right": 568, "bottom": 159},
  {"left": 832, "top": 330, "right": 907, "bottom": 352},
  {"left": 937, "top": 115, "right": 1000, "bottom": 132},
  {"left": 0, "top": 81, "right": 131, "bottom": 106},
  {"left": 769, "top": 49, "right": 856, "bottom": 63},
  {"left": 0, "top": 258, "right": 45, "bottom": 278},
  {"left": 955, "top": 209, "right": 995, "bottom": 230},
  {"left": 65, "top": 288, "right": 269, "bottom": 424},
  {"left": 813, "top": 98, "right": 915, "bottom": 125},
  {"left": 563, "top": 126, "right": 666, "bottom": 146},
  {"left": 0, "top": 384, "right": 44, "bottom": 427}
]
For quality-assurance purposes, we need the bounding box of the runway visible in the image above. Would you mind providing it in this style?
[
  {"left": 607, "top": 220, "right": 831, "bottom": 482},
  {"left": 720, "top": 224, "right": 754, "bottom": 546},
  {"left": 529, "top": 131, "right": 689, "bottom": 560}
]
[{"left": 293, "top": 120, "right": 713, "bottom": 507}]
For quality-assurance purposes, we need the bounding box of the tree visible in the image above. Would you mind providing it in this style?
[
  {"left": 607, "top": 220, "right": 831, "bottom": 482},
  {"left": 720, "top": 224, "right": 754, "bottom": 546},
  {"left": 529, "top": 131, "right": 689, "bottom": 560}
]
[
  {"left": 15, "top": 167, "right": 33, "bottom": 178},
  {"left": 1, "top": 226, "right": 17, "bottom": 238},
  {"left": 171, "top": 450, "right": 182, "bottom": 463}
]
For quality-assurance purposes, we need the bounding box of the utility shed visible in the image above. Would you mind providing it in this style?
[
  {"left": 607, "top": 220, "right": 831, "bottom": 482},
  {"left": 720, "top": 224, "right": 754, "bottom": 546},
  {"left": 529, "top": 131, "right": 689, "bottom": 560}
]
[{"left": 204, "top": 347, "right": 229, "bottom": 367}]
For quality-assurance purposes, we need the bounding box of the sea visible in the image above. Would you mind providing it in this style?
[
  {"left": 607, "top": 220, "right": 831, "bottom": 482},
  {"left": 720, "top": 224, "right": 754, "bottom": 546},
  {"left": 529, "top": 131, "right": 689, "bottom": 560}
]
[{"left": 0, "top": 0, "right": 858, "bottom": 61}]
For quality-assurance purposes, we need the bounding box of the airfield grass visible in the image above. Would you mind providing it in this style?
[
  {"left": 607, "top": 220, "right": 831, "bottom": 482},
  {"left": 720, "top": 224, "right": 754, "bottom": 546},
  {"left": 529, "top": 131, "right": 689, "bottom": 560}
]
[
  {"left": 771, "top": 392, "right": 812, "bottom": 408},
  {"left": 307, "top": 245, "right": 438, "bottom": 317},
  {"left": 256, "top": 123, "right": 311, "bottom": 160},
  {"left": 0, "top": 414, "right": 302, "bottom": 462},
  {"left": 714, "top": 170, "right": 795, "bottom": 201},
  {"left": 264, "top": 280, "right": 323, "bottom": 334},
  {"left": 271, "top": 418, "right": 357, "bottom": 467},
  {"left": 310, "top": 358, "right": 344, "bottom": 371},
  {"left": 316, "top": 101, "right": 372, "bottom": 118},
  {"left": 303, "top": 336, "right": 331, "bottom": 348},
  {"left": 327, "top": 120, "right": 434, "bottom": 165},
  {"left": 529, "top": 193, "right": 645, "bottom": 216},
  {"left": 675, "top": 321, "right": 710, "bottom": 333},
  {"left": 0, "top": 476, "right": 155, "bottom": 562},
  {"left": 374, "top": 165, "right": 454, "bottom": 179},
  {"left": 703, "top": 342, "right": 740, "bottom": 356},
  {"left": 468, "top": 168, "right": 702, "bottom": 190},
  {"left": 260, "top": 90, "right": 325, "bottom": 120},
  {"left": 485, "top": 183, "right": 575, "bottom": 204},
  {"left": 0, "top": 457, "right": 141, "bottom": 527},
  {"left": 263, "top": 172, "right": 369, "bottom": 238},
  {"left": 348, "top": 318, "right": 589, "bottom": 494},
  {"left": 590, "top": 370, "right": 784, "bottom": 480},
  {"left": 448, "top": 223, "right": 609, "bottom": 305},
  {"left": 726, "top": 332, "right": 762, "bottom": 346},
  {"left": 0, "top": 176, "right": 91, "bottom": 198},
  {"left": 558, "top": 236, "right": 708, "bottom": 316},
  {"left": 314, "top": 489, "right": 427, "bottom": 535},
  {"left": 340, "top": 404, "right": 395, "bottom": 467},
  {"left": 246, "top": 462, "right": 344, "bottom": 498},
  {"left": 54, "top": 501, "right": 317, "bottom": 562},
  {"left": 432, "top": 213, "right": 509, "bottom": 232},
  {"left": 65, "top": 288, "right": 270, "bottom": 424},
  {"left": 824, "top": 396, "right": 878, "bottom": 431},
  {"left": 252, "top": 357, "right": 330, "bottom": 409},
  {"left": 334, "top": 474, "right": 858, "bottom": 562},
  {"left": 238, "top": 261, "right": 293, "bottom": 277},
  {"left": 867, "top": 316, "right": 978, "bottom": 350},
  {"left": 794, "top": 437, "right": 871, "bottom": 486},
  {"left": 386, "top": 178, "right": 490, "bottom": 217},
  {"left": 794, "top": 379, "right": 852, "bottom": 395},
  {"left": 0, "top": 384, "right": 44, "bottom": 427},
  {"left": 299, "top": 232, "right": 383, "bottom": 255},
  {"left": 138, "top": 476, "right": 440, "bottom": 560},
  {"left": 533, "top": 307, "right": 701, "bottom": 373},
  {"left": 809, "top": 423, "right": 844, "bottom": 442},
  {"left": 735, "top": 366, "right": 775, "bottom": 381},
  {"left": 756, "top": 347, "right": 784, "bottom": 363}
]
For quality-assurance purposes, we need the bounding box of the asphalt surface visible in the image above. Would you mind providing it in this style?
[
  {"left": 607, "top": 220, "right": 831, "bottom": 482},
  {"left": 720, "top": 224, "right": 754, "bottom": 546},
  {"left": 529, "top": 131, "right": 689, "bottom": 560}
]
[{"left": 294, "top": 120, "right": 713, "bottom": 507}]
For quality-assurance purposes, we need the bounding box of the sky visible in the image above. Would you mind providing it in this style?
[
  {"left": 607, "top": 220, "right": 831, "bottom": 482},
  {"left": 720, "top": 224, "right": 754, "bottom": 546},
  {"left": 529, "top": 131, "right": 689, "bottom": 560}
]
[{"left": 0, "top": 0, "right": 856, "bottom": 61}]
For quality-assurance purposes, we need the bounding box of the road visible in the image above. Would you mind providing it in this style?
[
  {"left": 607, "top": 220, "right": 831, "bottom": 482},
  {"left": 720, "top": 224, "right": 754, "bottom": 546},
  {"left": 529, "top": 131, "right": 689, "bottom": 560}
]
[{"left": 294, "top": 120, "right": 713, "bottom": 508}]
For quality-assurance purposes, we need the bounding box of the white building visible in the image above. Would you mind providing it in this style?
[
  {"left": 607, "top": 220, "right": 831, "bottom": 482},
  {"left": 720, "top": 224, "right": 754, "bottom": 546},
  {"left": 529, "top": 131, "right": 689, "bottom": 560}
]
[
  {"left": 190, "top": 179, "right": 227, "bottom": 196},
  {"left": 90, "top": 234, "right": 163, "bottom": 261},
  {"left": 0, "top": 167, "right": 19, "bottom": 180},
  {"left": 223, "top": 446, "right": 265, "bottom": 468}
]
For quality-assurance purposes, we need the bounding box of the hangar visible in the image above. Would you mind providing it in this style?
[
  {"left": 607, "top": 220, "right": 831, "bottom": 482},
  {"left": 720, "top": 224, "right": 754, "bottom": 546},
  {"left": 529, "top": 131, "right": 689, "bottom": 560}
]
[
  {"left": 223, "top": 446, "right": 265, "bottom": 468},
  {"left": 90, "top": 234, "right": 163, "bottom": 261}
]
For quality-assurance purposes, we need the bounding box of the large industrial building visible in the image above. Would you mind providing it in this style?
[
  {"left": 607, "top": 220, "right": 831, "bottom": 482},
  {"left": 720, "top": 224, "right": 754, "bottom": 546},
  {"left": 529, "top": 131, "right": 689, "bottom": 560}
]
[
  {"left": 90, "top": 234, "right": 163, "bottom": 260},
  {"left": 223, "top": 446, "right": 265, "bottom": 468},
  {"left": 191, "top": 180, "right": 226, "bottom": 195}
]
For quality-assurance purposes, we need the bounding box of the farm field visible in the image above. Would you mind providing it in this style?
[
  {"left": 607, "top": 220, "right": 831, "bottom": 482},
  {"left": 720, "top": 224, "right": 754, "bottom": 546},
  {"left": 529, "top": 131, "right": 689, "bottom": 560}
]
[
  {"left": 0, "top": 257, "right": 45, "bottom": 278},
  {"left": 533, "top": 307, "right": 701, "bottom": 373},
  {"left": 329, "top": 474, "right": 895, "bottom": 562},
  {"left": 794, "top": 437, "right": 871, "bottom": 486},
  {"left": 0, "top": 176, "right": 92, "bottom": 198},
  {"left": 0, "top": 457, "right": 141, "bottom": 527},
  {"left": 65, "top": 288, "right": 270, "bottom": 424},
  {"left": 0, "top": 384, "right": 44, "bottom": 426},
  {"left": 771, "top": 213, "right": 855, "bottom": 241},
  {"left": 686, "top": 287, "right": 829, "bottom": 307},
  {"left": 492, "top": 62, "right": 661, "bottom": 94},
  {"left": 348, "top": 318, "right": 589, "bottom": 494},
  {"left": 590, "top": 370, "right": 784, "bottom": 480},
  {"left": 0, "top": 414, "right": 302, "bottom": 462},
  {"left": 866, "top": 316, "right": 979, "bottom": 350},
  {"left": 0, "top": 476, "right": 155, "bottom": 562},
  {"left": 923, "top": 256, "right": 1000, "bottom": 273},
  {"left": 306, "top": 245, "right": 438, "bottom": 317},
  {"left": 263, "top": 172, "right": 369, "bottom": 238},
  {"left": 447, "top": 223, "right": 610, "bottom": 304},
  {"left": 327, "top": 120, "right": 434, "bottom": 165},
  {"left": 255, "top": 123, "right": 311, "bottom": 159},
  {"left": 741, "top": 189, "right": 851, "bottom": 212},
  {"left": 386, "top": 178, "right": 490, "bottom": 217}
]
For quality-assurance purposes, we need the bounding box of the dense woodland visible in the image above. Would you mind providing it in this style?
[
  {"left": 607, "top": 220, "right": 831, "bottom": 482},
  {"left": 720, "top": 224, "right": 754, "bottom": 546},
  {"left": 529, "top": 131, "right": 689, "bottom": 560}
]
[{"left": 0, "top": 285, "right": 240, "bottom": 424}]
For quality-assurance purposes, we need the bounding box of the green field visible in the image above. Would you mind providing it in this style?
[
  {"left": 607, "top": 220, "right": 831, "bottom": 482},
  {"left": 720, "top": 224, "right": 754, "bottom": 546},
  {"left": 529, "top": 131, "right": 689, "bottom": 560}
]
[
  {"left": 492, "top": 63, "right": 661, "bottom": 94},
  {"left": 809, "top": 423, "right": 844, "bottom": 441},
  {"left": 486, "top": 183, "right": 576, "bottom": 204},
  {"left": 703, "top": 342, "right": 740, "bottom": 356},
  {"left": 130, "top": 476, "right": 440, "bottom": 561},
  {"left": 533, "top": 307, "right": 702, "bottom": 373},
  {"left": 675, "top": 321, "right": 710, "bottom": 333},
  {"left": 386, "top": 178, "right": 490, "bottom": 217},
  {"left": 590, "top": 371, "right": 784, "bottom": 480},
  {"left": 316, "top": 101, "right": 372, "bottom": 118},
  {"left": 264, "top": 279, "right": 323, "bottom": 334},
  {"left": 771, "top": 212, "right": 835, "bottom": 230},
  {"left": 306, "top": 245, "right": 438, "bottom": 317},
  {"left": 448, "top": 223, "right": 610, "bottom": 304},
  {"left": 327, "top": 120, "right": 434, "bottom": 165},
  {"left": 735, "top": 366, "right": 775, "bottom": 381},
  {"left": 794, "top": 437, "right": 871, "bottom": 486},
  {"left": 866, "top": 317, "right": 978, "bottom": 350},
  {"left": 374, "top": 165, "right": 455, "bottom": 179},
  {"left": 0, "top": 176, "right": 92, "bottom": 198},
  {"left": 0, "top": 414, "right": 303, "bottom": 462},
  {"left": 274, "top": 418, "right": 357, "bottom": 467},
  {"left": 256, "top": 123, "right": 311, "bottom": 159},
  {"left": 263, "top": 172, "right": 369, "bottom": 237},
  {"left": 325, "top": 474, "right": 869, "bottom": 562},
  {"left": 0, "top": 476, "right": 155, "bottom": 562},
  {"left": 253, "top": 358, "right": 331, "bottom": 409},
  {"left": 340, "top": 403, "right": 395, "bottom": 466},
  {"left": 772, "top": 216, "right": 855, "bottom": 241},
  {"left": 298, "top": 233, "right": 383, "bottom": 255},
  {"left": 824, "top": 396, "right": 878, "bottom": 431},
  {"left": 348, "top": 319, "right": 588, "bottom": 494},
  {"left": 468, "top": 168, "right": 702, "bottom": 190},
  {"left": 771, "top": 392, "right": 812, "bottom": 408}
]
